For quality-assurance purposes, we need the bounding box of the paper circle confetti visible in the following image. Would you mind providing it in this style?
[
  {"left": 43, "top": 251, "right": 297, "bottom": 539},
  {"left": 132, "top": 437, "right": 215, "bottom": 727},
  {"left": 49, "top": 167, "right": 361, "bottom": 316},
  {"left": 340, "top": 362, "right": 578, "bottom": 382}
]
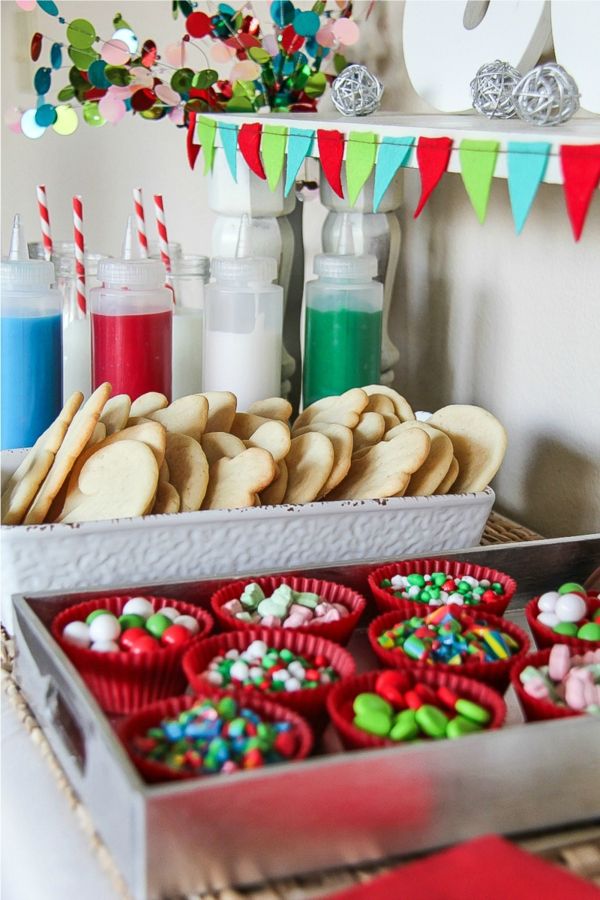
[
  {"left": 68, "top": 45, "right": 97, "bottom": 70},
  {"left": 249, "top": 47, "right": 271, "bottom": 65},
  {"left": 52, "top": 104, "right": 79, "bottom": 135},
  {"left": 141, "top": 40, "right": 157, "bottom": 67},
  {"left": 130, "top": 88, "right": 156, "bottom": 112},
  {"left": 16, "top": 0, "right": 36, "bottom": 10},
  {"left": 270, "top": 0, "right": 295, "bottom": 27},
  {"left": 129, "top": 66, "right": 154, "bottom": 89},
  {"left": 294, "top": 11, "right": 320, "bottom": 37},
  {"left": 35, "top": 103, "right": 57, "bottom": 126},
  {"left": 164, "top": 43, "right": 186, "bottom": 67},
  {"left": 37, "top": 1, "right": 59, "bottom": 15},
  {"left": 21, "top": 108, "right": 46, "bottom": 139},
  {"left": 168, "top": 106, "right": 185, "bottom": 125},
  {"left": 186, "top": 11, "right": 213, "bottom": 38},
  {"left": 211, "top": 43, "right": 236, "bottom": 63},
  {"left": 104, "top": 66, "right": 132, "bottom": 86},
  {"left": 304, "top": 71, "right": 327, "bottom": 98},
  {"left": 281, "top": 25, "right": 305, "bottom": 55},
  {"left": 50, "top": 42, "right": 62, "bottom": 69},
  {"left": 316, "top": 24, "right": 336, "bottom": 48},
  {"left": 231, "top": 60, "right": 263, "bottom": 82},
  {"left": 67, "top": 18, "right": 96, "bottom": 49},
  {"left": 100, "top": 39, "right": 130, "bottom": 66},
  {"left": 82, "top": 100, "right": 105, "bottom": 126},
  {"left": 155, "top": 83, "right": 180, "bottom": 106},
  {"left": 112, "top": 27, "right": 138, "bottom": 54},
  {"left": 192, "top": 69, "right": 219, "bottom": 89},
  {"left": 33, "top": 67, "right": 51, "bottom": 95},
  {"left": 30, "top": 32, "right": 43, "bottom": 62},
  {"left": 170, "top": 68, "right": 194, "bottom": 94},
  {"left": 98, "top": 94, "right": 126, "bottom": 123},
  {"left": 88, "top": 59, "right": 110, "bottom": 88},
  {"left": 262, "top": 34, "right": 279, "bottom": 57},
  {"left": 68, "top": 66, "right": 88, "bottom": 90},
  {"left": 332, "top": 18, "right": 360, "bottom": 45},
  {"left": 5, "top": 107, "right": 23, "bottom": 135}
]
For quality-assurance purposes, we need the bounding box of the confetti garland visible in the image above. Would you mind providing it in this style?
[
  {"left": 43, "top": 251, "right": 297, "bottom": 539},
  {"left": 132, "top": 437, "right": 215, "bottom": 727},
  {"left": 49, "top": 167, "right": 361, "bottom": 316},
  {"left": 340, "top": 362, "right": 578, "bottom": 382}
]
[{"left": 12, "top": 0, "right": 364, "bottom": 149}]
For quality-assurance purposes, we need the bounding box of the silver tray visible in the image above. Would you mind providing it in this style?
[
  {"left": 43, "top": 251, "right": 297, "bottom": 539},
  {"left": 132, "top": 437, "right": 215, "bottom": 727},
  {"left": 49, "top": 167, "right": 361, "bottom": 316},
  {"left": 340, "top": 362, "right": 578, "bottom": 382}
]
[{"left": 11, "top": 534, "right": 600, "bottom": 900}]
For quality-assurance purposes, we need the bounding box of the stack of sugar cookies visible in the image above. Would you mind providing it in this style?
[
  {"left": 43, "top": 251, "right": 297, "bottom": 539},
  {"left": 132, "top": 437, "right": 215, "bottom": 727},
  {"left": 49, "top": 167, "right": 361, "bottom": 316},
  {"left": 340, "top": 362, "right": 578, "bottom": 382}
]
[{"left": 1, "top": 383, "right": 507, "bottom": 525}]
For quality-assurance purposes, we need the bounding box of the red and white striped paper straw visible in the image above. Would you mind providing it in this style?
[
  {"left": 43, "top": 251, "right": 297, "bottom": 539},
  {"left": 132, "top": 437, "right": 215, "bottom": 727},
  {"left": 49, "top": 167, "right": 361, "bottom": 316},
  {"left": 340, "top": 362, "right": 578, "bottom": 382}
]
[
  {"left": 72, "top": 194, "right": 87, "bottom": 314},
  {"left": 133, "top": 187, "right": 148, "bottom": 258},
  {"left": 36, "top": 184, "right": 53, "bottom": 261},
  {"left": 153, "top": 194, "right": 172, "bottom": 276}
]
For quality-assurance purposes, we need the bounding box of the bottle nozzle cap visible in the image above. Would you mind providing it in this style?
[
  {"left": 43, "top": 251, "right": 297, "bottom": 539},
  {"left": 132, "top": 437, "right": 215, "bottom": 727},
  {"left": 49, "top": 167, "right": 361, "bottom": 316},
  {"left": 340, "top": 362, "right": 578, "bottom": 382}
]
[
  {"left": 122, "top": 214, "right": 140, "bottom": 260},
  {"left": 235, "top": 213, "right": 252, "bottom": 258},
  {"left": 1, "top": 214, "right": 55, "bottom": 287},
  {"left": 9, "top": 214, "right": 29, "bottom": 261},
  {"left": 336, "top": 213, "right": 355, "bottom": 255}
]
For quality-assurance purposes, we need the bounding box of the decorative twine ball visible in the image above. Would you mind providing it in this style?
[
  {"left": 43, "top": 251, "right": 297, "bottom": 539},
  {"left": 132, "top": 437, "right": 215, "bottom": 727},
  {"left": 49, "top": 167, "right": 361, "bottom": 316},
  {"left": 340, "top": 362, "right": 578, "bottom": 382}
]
[
  {"left": 331, "top": 64, "right": 384, "bottom": 117},
  {"left": 513, "top": 62, "right": 580, "bottom": 126},
  {"left": 470, "top": 60, "right": 522, "bottom": 119}
]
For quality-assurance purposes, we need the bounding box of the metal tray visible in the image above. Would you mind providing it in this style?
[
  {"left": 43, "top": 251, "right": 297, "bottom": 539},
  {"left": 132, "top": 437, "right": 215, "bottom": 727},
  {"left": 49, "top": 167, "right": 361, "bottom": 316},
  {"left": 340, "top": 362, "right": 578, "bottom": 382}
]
[{"left": 11, "top": 535, "right": 600, "bottom": 900}]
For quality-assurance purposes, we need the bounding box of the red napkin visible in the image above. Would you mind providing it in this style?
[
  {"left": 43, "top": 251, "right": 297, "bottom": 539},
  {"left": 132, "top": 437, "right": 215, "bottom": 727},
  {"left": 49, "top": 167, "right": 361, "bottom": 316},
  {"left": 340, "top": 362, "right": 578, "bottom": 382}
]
[{"left": 324, "top": 835, "right": 599, "bottom": 900}]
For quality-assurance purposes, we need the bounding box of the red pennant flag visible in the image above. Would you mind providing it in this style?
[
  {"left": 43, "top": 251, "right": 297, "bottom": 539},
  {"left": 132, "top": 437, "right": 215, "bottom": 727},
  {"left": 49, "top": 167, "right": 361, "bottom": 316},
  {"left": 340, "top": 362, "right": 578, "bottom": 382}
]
[
  {"left": 414, "top": 136, "right": 453, "bottom": 218},
  {"left": 186, "top": 111, "right": 200, "bottom": 171},
  {"left": 559, "top": 144, "right": 600, "bottom": 241},
  {"left": 238, "top": 122, "right": 266, "bottom": 179},
  {"left": 317, "top": 128, "right": 345, "bottom": 198}
]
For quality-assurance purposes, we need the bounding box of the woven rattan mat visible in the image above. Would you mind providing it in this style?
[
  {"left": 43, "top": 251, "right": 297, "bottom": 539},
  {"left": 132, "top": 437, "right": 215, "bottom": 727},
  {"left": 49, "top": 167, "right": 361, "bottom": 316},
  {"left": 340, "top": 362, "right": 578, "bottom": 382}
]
[{"left": 3, "top": 511, "right": 599, "bottom": 899}]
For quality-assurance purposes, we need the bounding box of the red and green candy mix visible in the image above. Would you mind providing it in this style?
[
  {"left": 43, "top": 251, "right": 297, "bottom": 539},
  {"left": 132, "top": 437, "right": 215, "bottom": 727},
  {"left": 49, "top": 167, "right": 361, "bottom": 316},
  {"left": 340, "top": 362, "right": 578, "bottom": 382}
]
[
  {"left": 380, "top": 571, "right": 506, "bottom": 607},
  {"left": 204, "top": 639, "right": 338, "bottom": 693}
]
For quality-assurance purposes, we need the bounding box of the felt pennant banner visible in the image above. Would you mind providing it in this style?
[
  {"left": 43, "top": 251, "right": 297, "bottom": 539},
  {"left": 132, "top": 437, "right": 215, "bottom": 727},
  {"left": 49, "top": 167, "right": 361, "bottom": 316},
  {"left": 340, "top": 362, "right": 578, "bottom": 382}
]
[
  {"left": 238, "top": 122, "right": 266, "bottom": 179},
  {"left": 559, "top": 144, "right": 600, "bottom": 241},
  {"left": 414, "top": 136, "right": 453, "bottom": 218},
  {"left": 196, "top": 116, "right": 217, "bottom": 175},
  {"left": 345, "top": 132, "right": 378, "bottom": 206},
  {"left": 317, "top": 128, "right": 345, "bottom": 198},
  {"left": 187, "top": 111, "right": 200, "bottom": 171},
  {"left": 261, "top": 124, "right": 288, "bottom": 191},
  {"left": 506, "top": 142, "right": 551, "bottom": 234},
  {"left": 284, "top": 127, "right": 315, "bottom": 196},
  {"left": 459, "top": 139, "right": 500, "bottom": 224},
  {"left": 219, "top": 121, "right": 238, "bottom": 180},
  {"left": 373, "top": 136, "right": 415, "bottom": 212}
]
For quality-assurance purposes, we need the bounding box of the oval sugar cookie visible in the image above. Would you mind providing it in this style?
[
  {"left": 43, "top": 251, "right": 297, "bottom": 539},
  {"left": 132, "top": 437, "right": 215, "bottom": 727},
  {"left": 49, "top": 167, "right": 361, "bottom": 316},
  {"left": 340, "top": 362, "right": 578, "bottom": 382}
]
[{"left": 427, "top": 405, "right": 507, "bottom": 493}]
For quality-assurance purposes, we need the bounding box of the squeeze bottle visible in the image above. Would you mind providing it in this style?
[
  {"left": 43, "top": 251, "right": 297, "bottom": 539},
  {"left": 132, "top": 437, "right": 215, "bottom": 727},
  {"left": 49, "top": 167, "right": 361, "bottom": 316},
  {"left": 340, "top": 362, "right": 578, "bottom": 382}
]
[
  {"left": 1, "top": 215, "right": 63, "bottom": 449},
  {"left": 90, "top": 217, "right": 172, "bottom": 400},
  {"left": 171, "top": 254, "right": 209, "bottom": 398},
  {"left": 203, "top": 216, "right": 283, "bottom": 410},
  {"left": 302, "top": 216, "right": 383, "bottom": 407}
]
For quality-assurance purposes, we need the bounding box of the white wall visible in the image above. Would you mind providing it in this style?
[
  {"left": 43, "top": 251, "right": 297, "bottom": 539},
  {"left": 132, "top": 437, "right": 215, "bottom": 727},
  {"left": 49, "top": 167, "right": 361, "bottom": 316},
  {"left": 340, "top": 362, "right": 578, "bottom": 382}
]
[{"left": 2, "top": 1, "right": 599, "bottom": 537}]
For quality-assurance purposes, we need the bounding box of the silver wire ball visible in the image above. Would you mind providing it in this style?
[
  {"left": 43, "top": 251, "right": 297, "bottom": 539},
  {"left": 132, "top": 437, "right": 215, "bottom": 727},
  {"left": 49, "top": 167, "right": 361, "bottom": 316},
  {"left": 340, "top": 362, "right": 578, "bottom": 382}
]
[
  {"left": 470, "top": 60, "right": 522, "bottom": 119},
  {"left": 513, "top": 63, "right": 580, "bottom": 126},
  {"left": 331, "top": 64, "right": 384, "bottom": 117}
]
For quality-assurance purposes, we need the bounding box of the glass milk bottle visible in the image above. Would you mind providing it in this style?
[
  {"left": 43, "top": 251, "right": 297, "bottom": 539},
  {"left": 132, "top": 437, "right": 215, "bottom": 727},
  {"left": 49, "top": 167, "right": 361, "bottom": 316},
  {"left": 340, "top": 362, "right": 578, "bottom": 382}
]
[
  {"left": 203, "top": 257, "right": 283, "bottom": 410},
  {"left": 170, "top": 255, "right": 209, "bottom": 398},
  {"left": 57, "top": 252, "right": 104, "bottom": 400},
  {"left": 1, "top": 215, "right": 62, "bottom": 449},
  {"left": 303, "top": 223, "right": 383, "bottom": 406},
  {"left": 91, "top": 242, "right": 172, "bottom": 401}
]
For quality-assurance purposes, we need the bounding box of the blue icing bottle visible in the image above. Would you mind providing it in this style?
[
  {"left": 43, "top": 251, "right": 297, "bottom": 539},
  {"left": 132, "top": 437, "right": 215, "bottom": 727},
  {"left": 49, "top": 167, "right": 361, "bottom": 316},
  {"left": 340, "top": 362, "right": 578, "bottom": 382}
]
[{"left": 1, "top": 214, "right": 63, "bottom": 450}]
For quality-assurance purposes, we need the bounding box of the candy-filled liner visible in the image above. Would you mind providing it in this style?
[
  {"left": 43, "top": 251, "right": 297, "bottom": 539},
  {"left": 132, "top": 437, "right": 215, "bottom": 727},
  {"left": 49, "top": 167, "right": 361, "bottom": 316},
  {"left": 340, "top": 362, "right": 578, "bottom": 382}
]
[
  {"left": 52, "top": 595, "right": 213, "bottom": 714},
  {"left": 525, "top": 594, "right": 600, "bottom": 652},
  {"left": 210, "top": 575, "right": 366, "bottom": 646},
  {"left": 116, "top": 690, "right": 314, "bottom": 783},
  {"left": 510, "top": 649, "right": 584, "bottom": 723},
  {"left": 368, "top": 558, "right": 516, "bottom": 618},
  {"left": 183, "top": 626, "right": 355, "bottom": 726},
  {"left": 327, "top": 669, "right": 506, "bottom": 751},
  {"left": 367, "top": 608, "right": 529, "bottom": 693}
]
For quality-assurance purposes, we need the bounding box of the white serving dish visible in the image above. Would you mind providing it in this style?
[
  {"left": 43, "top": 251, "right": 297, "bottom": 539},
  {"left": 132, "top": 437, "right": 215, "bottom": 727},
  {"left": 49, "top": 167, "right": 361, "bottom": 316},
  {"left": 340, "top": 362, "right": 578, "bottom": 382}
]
[{"left": 1, "top": 448, "right": 494, "bottom": 631}]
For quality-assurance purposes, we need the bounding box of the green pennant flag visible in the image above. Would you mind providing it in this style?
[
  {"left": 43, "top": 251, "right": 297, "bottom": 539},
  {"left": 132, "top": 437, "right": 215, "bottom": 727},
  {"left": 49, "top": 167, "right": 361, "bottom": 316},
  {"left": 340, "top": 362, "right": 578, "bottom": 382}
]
[
  {"left": 261, "top": 124, "right": 288, "bottom": 191},
  {"left": 459, "top": 139, "right": 500, "bottom": 223},
  {"left": 346, "top": 132, "right": 378, "bottom": 206},
  {"left": 197, "top": 116, "right": 217, "bottom": 175}
]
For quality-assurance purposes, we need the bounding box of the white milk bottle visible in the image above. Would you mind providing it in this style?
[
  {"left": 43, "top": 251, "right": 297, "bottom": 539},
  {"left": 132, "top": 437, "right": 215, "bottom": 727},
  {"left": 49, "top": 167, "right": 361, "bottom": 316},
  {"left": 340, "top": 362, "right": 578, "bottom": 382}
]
[
  {"left": 58, "top": 252, "right": 104, "bottom": 399},
  {"left": 170, "top": 255, "right": 209, "bottom": 398}
]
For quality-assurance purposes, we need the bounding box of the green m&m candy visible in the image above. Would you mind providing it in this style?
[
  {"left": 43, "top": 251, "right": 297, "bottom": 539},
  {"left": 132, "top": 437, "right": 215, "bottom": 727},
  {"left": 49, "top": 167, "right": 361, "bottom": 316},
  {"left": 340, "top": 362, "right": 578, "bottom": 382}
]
[
  {"left": 145, "top": 613, "right": 172, "bottom": 638},
  {"left": 119, "top": 613, "right": 146, "bottom": 631},
  {"left": 86, "top": 608, "right": 112, "bottom": 625},
  {"left": 553, "top": 622, "right": 579, "bottom": 637},
  {"left": 447, "top": 716, "right": 483, "bottom": 739},
  {"left": 558, "top": 582, "right": 587, "bottom": 596},
  {"left": 577, "top": 622, "right": 600, "bottom": 641}
]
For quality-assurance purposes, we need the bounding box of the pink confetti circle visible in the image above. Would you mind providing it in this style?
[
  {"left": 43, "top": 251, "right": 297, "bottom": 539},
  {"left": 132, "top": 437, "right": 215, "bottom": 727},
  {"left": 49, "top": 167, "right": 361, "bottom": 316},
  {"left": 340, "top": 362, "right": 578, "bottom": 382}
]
[
  {"left": 107, "top": 84, "right": 132, "bottom": 98},
  {"left": 164, "top": 42, "right": 186, "bottom": 67},
  {"left": 98, "top": 94, "right": 127, "bottom": 124},
  {"left": 16, "top": 0, "right": 36, "bottom": 9},
  {"left": 169, "top": 106, "right": 185, "bottom": 125},
  {"left": 332, "top": 19, "right": 360, "bottom": 45},
  {"left": 155, "top": 83, "right": 180, "bottom": 106},
  {"left": 262, "top": 34, "right": 279, "bottom": 57},
  {"left": 230, "top": 60, "right": 262, "bottom": 82},
  {"left": 100, "top": 39, "right": 130, "bottom": 66},
  {"left": 5, "top": 107, "right": 23, "bottom": 134},
  {"left": 316, "top": 25, "right": 336, "bottom": 48},
  {"left": 211, "top": 43, "right": 236, "bottom": 63},
  {"left": 129, "top": 66, "right": 154, "bottom": 89}
]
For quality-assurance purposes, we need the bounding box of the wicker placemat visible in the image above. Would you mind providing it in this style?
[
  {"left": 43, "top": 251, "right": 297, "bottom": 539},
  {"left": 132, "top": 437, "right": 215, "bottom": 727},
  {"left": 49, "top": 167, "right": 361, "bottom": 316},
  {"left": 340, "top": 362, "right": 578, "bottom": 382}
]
[{"left": 5, "top": 510, "right": 599, "bottom": 900}]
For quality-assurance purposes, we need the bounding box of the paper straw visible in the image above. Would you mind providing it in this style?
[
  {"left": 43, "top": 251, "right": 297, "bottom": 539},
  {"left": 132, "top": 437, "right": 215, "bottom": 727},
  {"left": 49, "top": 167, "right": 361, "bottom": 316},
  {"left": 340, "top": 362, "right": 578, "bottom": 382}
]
[
  {"left": 133, "top": 187, "right": 148, "bottom": 258},
  {"left": 36, "top": 184, "right": 53, "bottom": 261},
  {"left": 153, "top": 194, "right": 172, "bottom": 276},
  {"left": 72, "top": 194, "right": 86, "bottom": 314}
]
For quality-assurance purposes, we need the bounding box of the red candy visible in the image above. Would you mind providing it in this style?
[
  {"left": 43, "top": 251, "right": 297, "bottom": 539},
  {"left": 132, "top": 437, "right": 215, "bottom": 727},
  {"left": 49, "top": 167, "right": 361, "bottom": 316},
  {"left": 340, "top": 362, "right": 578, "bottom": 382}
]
[
  {"left": 482, "top": 590, "right": 498, "bottom": 604},
  {"left": 161, "top": 624, "right": 190, "bottom": 647},
  {"left": 120, "top": 627, "right": 148, "bottom": 650},
  {"left": 129, "top": 635, "right": 161, "bottom": 654},
  {"left": 375, "top": 670, "right": 411, "bottom": 708}
]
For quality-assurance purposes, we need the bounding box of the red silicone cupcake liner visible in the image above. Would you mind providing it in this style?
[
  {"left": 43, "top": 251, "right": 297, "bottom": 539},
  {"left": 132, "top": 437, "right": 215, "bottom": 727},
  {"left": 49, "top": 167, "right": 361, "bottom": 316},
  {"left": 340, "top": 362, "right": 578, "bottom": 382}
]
[
  {"left": 510, "top": 649, "right": 585, "bottom": 723},
  {"left": 525, "top": 594, "right": 600, "bottom": 652},
  {"left": 182, "top": 626, "right": 355, "bottom": 727},
  {"left": 367, "top": 608, "right": 530, "bottom": 693},
  {"left": 327, "top": 668, "right": 506, "bottom": 752},
  {"left": 116, "top": 689, "right": 314, "bottom": 783},
  {"left": 368, "top": 558, "right": 517, "bottom": 618},
  {"left": 52, "top": 595, "right": 213, "bottom": 714},
  {"left": 210, "top": 576, "right": 366, "bottom": 646}
]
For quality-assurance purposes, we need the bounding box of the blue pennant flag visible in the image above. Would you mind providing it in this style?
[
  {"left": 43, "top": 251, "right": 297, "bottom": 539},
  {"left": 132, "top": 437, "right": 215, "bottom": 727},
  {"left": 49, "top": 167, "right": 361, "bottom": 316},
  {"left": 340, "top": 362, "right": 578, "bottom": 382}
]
[
  {"left": 373, "top": 136, "right": 415, "bottom": 211},
  {"left": 219, "top": 121, "right": 238, "bottom": 180},
  {"left": 507, "top": 141, "right": 551, "bottom": 234},
  {"left": 284, "top": 128, "right": 315, "bottom": 196}
]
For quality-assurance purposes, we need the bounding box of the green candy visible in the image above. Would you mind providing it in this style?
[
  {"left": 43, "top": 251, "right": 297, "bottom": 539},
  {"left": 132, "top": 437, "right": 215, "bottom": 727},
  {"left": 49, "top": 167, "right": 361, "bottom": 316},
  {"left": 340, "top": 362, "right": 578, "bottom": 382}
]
[
  {"left": 457, "top": 580, "right": 471, "bottom": 594},
  {"left": 455, "top": 698, "right": 491, "bottom": 725},
  {"left": 145, "top": 613, "right": 172, "bottom": 638},
  {"left": 407, "top": 573, "right": 426, "bottom": 587},
  {"left": 577, "top": 622, "right": 600, "bottom": 641},
  {"left": 553, "top": 622, "right": 579, "bottom": 637},
  {"left": 431, "top": 572, "right": 447, "bottom": 587},
  {"left": 86, "top": 608, "right": 111, "bottom": 625},
  {"left": 420, "top": 590, "right": 432, "bottom": 602},
  {"left": 280, "top": 648, "right": 294, "bottom": 662},
  {"left": 353, "top": 693, "right": 393, "bottom": 718},
  {"left": 295, "top": 591, "right": 321, "bottom": 610},
  {"left": 389, "top": 709, "right": 420, "bottom": 742},
  {"left": 217, "top": 696, "right": 237, "bottom": 720},
  {"left": 381, "top": 578, "right": 392, "bottom": 588},
  {"left": 118, "top": 613, "right": 146, "bottom": 631},
  {"left": 354, "top": 710, "right": 391, "bottom": 737},
  {"left": 447, "top": 715, "right": 483, "bottom": 739},
  {"left": 241, "top": 583, "right": 265, "bottom": 610},
  {"left": 415, "top": 704, "right": 448, "bottom": 738},
  {"left": 492, "top": 582, "right": 504, "bottom": 594},
  {"left": 558, "top": 582, "right": 586, "bottom": 596}
]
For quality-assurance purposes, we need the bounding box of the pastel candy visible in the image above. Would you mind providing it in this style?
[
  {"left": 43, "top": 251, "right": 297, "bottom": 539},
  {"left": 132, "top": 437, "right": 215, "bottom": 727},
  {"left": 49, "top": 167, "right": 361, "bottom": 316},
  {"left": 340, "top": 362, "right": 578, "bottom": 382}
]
[
  {"left": 548, "top": 644, "right": 571, "bottom": 681},
  {"left": 295, "top": 591, "right": 321, "bottom": 609},
  {"left": 565, "top": 677, "right": 587, "bottom": 710},
  {"left": 260, "top": 615, "right": 282, "bottom": 627},
  {"left": 322, "top": 608, "right": 341, "bottom": 622},
  {"left": 223, "top": 599, "right": 243, "bottom": 615},
  {"left": 270, "top": 584, "right": 295, "bottom": 606},
  {"left": 257, "top": 597, "right": 288, "bottom": 618},
  {"left": 241, "top": 583, "right": 265, "bottom": 609},
  {"left": 524, "top": 676, "right": 551, "bottom": 699},
  {"left": 315, "top": 603, "right": 329, "bottom": 616},
  {"left": 288, "top": 603, "right": 313, "bottom": 621},
  {"left": 283, "top": 614, "right": 308, "bottom": 628},
  {"left": 537, "top": 611, "right": 560, "bottom": 628},
  {"left": 538, "top": 591, "right": 560, "bottom": 612}
]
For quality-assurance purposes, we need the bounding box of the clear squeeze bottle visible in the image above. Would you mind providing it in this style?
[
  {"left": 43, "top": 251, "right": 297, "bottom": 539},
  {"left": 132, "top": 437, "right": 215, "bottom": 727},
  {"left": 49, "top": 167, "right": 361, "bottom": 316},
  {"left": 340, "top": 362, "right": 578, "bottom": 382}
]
[
  {"left": 90, "top": 217, "right": 172, "bottom": 400},
  {"left": 171, "top": 254, "right": 209, "bottom": 398},
  {"left": 303, "top": 216, "right": 383, "bottom": 407},
  {"left": 203, "top": 217, "right": 283, "bottom": 409},
  {"left": 1, "top": 215, "right": 63, "bottom": 450}
]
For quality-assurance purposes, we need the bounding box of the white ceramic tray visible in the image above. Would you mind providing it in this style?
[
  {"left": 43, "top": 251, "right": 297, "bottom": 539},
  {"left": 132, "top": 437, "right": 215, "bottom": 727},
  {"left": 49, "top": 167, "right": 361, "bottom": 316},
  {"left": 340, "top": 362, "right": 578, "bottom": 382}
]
[{"left": 1, "top": 448, "right": 494, "bottom": 631}]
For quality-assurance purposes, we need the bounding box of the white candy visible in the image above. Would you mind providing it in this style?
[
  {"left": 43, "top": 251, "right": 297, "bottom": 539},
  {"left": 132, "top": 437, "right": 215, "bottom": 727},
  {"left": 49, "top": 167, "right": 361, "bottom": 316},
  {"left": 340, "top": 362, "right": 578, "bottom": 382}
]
[
  {"left": 285, "top": 677, "right": 302, "bottom": 691},
  {"left": 225, "top": 648, "right": 240, "bottom": 660},
  {"left": 230, "top": 660, "right": 249, "bottom": 681},
  {"left": 173, "top": 614, "right": 200, "bottom": 635},
  {"left": 288, "top": 661, "right": 306, "bottom": 680},
  {"left": 423, "top": 574, "right": 432, "bottom": 582},
  {"left": 207, "top": 671, "right": 223, "bottom": 685},
  {"left": 408, "top": 586, "right": 421, "bottom": 598},
  {"left": 391, "top": 575, "right": 403, "bottom": 588},
  {"left": 271, "top": 668, "right": 289, "bottom": 682},
  {"left": 90, "top": 640, "right": 119, "bottom": 653},
  {"left": 479, "top": 579, "right": 491, "bottom": 588},
  {"left": 462, "top": 575, "right": 478, "bottom": 587},
  {"left": 538, "top": 591, "right": 560, "bottom": 613},
  {"left": 245, "top": 639, "right": 268, "bottom": 660},
  {"left": 249, "top": 666, "right": 264, "bottom": 680},
  {"left": 159, "top": 607, "right": 180, "bottom": 622},
  {"left": 447, "top": 593, "right": 465, "bottom": 606},
  {"left": 89, "top": 614, "right": 120, "bottom": 643},
  {"left": 62, "top": 621, "right": 90, "bottom": 648},
  {"left": 122, "top": 597, "right": 154, "bottom": 620},
  {"left": 555, "top": 593, "right": 587, "bottom": 623},
  {"left": 537, "top": 611, "right": 560, "bottom": 628}
]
